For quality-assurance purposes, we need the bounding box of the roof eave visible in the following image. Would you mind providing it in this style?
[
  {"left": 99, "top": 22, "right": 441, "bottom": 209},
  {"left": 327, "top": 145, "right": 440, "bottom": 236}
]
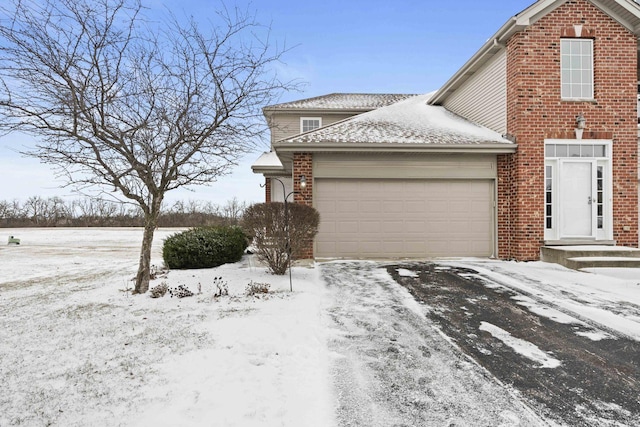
[
  {"left": 274, "top": 142, "right": 517, "bottom": 154},
  {"left": 429, "top": 17, "right": 522, "bottom": 106},
  {"left": 251, "top": 164, "right": 286, "bottom": 175}
]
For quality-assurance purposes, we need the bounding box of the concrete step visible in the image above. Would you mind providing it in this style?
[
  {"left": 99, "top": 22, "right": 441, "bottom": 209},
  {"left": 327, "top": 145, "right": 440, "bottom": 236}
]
[
  {"left": 565, "top": 256, "right": 640, "bottom": 270},
  {"left": 541, "top": 245, "right": 640, "bottom": 270}
]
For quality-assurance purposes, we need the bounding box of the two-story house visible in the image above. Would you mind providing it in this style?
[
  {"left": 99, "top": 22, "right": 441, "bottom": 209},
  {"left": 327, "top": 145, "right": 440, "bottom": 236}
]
[{"left": 252, "top": 0, "right": 640, "bottom": 262}]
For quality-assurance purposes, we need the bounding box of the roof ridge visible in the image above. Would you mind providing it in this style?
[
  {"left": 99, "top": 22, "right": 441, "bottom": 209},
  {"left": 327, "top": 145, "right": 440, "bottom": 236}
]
[{"left": 264, "top": 93, "right": 418, "bottom": 111}]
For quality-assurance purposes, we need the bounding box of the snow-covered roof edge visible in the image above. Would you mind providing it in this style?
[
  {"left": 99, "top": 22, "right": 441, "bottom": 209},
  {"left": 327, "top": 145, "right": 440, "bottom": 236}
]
[
  {"left": 274, "top": 93, "right": 516, "bottom": 152},
  {"left": 251, "top": 151, "right": 285, "bottom": 174}
]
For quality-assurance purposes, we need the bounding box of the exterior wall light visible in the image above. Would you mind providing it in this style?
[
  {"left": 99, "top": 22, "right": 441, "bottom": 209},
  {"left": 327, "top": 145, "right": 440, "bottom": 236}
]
[
  {"left": 299, "top": 175, "right": 307, "bottom": 189},
  {"left": 575, "top": 114, "right": 586, "bottom": 140}
]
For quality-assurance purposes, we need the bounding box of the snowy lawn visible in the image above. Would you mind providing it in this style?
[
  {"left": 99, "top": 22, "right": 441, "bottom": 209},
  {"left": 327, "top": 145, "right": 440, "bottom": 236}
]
[
  {"left": 0, "top": 228, "right": 333, "bottom": 427},
  {"left": 1, "top": 228, "right": 639, "bottom": 426}
]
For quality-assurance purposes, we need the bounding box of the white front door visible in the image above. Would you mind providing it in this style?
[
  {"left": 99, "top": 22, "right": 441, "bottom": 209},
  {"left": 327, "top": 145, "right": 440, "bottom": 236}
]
[{"left": 559, "top": 160, "right": 596, "bottom": 238}]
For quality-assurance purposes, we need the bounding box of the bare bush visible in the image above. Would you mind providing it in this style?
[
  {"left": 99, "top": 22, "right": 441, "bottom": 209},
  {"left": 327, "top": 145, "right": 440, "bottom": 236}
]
[
  {"left": 243, "top": 202, "right": 320, "bottom": 275},
  {"left": 245, "top": 281, "right": 270, "bottom": 296},
  {"left": 149, "top": 282, "right": 168, "bottom": 298}
]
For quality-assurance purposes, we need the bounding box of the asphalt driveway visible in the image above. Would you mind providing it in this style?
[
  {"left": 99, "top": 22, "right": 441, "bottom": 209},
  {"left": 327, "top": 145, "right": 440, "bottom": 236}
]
[{"left": 322, "top": 261, "right": 640, "bottom": 427}]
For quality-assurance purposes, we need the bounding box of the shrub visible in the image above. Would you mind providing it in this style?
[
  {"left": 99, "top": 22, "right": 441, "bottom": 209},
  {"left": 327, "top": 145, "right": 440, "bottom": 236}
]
[
  {"left": 149, "top": 282, "right": 168, "bottom": 298},
  {"left": 246, "top": 281, "right": 270, "bottom": 295},
  {"left": 213, "top": 276, "right": 228, "bottom": 297},
  {"left": 168, "top": 284, "right": 194, "bottom": 298},
  {"left": 162, "top": 226, "right": 248, "bottom": 269},
  {"left": 243, "top": 202, "right": 320, "bottom": 275}
]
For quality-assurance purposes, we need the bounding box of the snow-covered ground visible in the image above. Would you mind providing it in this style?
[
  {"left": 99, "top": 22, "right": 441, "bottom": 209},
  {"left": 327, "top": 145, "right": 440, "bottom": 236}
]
[
  {"left": 0, "top": 228, "right": 333, "bottom": 427},
  {"left": 1, "top": 228, "right": 638, "bottom": 426}
]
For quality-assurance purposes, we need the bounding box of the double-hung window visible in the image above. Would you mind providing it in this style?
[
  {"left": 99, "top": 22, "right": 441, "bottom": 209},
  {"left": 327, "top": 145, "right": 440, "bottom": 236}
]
[
  {"left": 301, "top": 117, "right": 321, "bottom": 133},
  {"left": 560, "top": 39, "right": 594, "bottom": 100}
]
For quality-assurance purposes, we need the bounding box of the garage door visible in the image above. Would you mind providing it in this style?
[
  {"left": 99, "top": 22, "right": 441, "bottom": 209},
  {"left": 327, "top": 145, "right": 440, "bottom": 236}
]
[{"left": 315, "top": 179, "right": 494, "bottom": 258}]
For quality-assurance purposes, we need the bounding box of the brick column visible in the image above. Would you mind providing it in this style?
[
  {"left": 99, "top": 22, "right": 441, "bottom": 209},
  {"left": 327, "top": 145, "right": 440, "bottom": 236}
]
[
  {"left": 264, "top": 177, "right": 271, "bottom": 203},
  {"left": 293, "top": 152, "right": 314, "bottom": 259},
  {"left": 497, "top": 154, "right": 513, "bottom": 259}
]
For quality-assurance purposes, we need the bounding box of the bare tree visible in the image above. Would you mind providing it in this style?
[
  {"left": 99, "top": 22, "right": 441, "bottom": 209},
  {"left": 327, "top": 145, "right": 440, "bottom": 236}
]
[
  {"left": 219, "top": 197, "right": 247, "bottom": 225},
  {"left": 0, "top": 0, "right": 294, "bottom": 293},
  {"left": 23, "top": 196, "right": 48, "bottom": 225}
]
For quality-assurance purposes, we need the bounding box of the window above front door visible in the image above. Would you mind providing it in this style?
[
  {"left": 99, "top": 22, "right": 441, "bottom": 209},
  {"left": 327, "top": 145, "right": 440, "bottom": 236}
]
[{"left": 560, "top": 39, "right": 594, "bottom": 100}]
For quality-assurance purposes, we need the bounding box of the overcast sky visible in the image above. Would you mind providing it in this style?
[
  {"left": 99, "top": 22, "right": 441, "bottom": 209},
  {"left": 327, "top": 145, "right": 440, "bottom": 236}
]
[{"left": 0, "top": 0, "right": 534, "bottom": 206}]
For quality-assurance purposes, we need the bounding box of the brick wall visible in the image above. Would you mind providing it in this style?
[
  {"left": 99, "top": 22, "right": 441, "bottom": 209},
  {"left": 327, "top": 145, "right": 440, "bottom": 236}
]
[
  {"left": 501, "top": 0, "right": 638, "bottom": 260},
  {"left": 264, "top": 177, "right": 271, "bottom": 203},
  {"left": 293, "top": 152, "right": 314, "bottom": 258}
]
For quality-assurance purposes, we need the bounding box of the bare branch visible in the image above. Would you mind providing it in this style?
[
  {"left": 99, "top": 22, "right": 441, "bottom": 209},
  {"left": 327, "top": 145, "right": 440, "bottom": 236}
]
[{"left": 0, "top": 0, "right": 300, "bottom": 293}]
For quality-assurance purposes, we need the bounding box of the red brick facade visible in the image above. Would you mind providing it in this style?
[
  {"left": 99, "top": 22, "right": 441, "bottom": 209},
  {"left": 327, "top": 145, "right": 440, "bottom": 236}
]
[
  {"left": 499, "top": 0, "right": 638, "bottom": 260},
  {"left": 293, "top": 152, "right": 314, "bottom": 259},
  {"left": 264, "top": 177, "right": 271, "bottom": 203}
]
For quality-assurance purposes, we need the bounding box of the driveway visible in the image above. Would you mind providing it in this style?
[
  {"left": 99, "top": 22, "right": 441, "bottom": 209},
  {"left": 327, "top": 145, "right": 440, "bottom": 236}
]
[{"left": 321, "top": 261, "right": 640, "bottom": 427}]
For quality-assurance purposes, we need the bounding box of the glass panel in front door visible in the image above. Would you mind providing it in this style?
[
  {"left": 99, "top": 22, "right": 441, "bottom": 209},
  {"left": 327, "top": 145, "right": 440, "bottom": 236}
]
[{"left": 560, "top": 161, "right": 594, "bottom": 237}]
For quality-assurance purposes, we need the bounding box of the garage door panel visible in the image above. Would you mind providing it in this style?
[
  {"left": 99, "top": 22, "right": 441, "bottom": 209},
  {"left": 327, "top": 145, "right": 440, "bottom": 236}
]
[
  {"left": 406, "top": 221, "right": 427, "bottom": 233},
  {"left": 360, "top": 200, "right": 381, "bottom": 212},
  {"left": 406, "top": 200, "right": 427, "bottom": 212},
  {"left": 382, "top": 221, "right": 404, "bottom": 233},
  {"left": 315, "top": 179, "right": 493, "bottom": 258},
  {"left": 383, "top": 241, "right": 404, "bottom": 254},
  {"left": 428, "top": 201, "right": 449, "bottom": 214},
  {"left": 318, "top": 221, "right": 336, "bottom": 233},
  {"left": 337, "top": 221, "right": 359, "bottom": 233},
  {"left": 336, "top": 200, "right": 359, "bottom": 213},
  {"left": 359, "top": 221, "right": 381, "bottom": 233},
  {"left": 359, "top": 241, "right": 382, "bottom": 254}
]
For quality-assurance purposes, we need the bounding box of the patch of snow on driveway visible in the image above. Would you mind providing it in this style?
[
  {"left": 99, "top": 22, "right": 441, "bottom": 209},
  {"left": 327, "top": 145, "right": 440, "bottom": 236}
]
[
  {"left": 396, "top": 268, "right": 418, "bottom": 278},
  {"left": 479, "top": 322, "right": 562, "bottom": 368}
]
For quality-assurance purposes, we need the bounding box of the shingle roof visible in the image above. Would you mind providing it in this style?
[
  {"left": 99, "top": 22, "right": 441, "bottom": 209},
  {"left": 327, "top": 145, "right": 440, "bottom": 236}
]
[
  {"left": 264, "top": 93, "right": 416, "bottom": 111},
  {"left": 277, "top": 93, "right": 513, "bottom": 146}
]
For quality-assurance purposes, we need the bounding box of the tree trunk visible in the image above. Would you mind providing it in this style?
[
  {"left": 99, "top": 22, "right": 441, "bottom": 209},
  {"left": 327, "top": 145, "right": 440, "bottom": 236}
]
[{"left": 134, "top": 208, "right": 159, "bottom": 294}]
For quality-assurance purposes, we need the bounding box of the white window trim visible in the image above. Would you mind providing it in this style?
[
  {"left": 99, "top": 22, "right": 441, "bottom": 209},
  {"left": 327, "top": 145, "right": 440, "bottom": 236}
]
[
  {"left": 300, "top": 117, "right": 322, "bottom": 133},
  {"left": 560, "top": 38, "right": 594, "bottom": 101}
]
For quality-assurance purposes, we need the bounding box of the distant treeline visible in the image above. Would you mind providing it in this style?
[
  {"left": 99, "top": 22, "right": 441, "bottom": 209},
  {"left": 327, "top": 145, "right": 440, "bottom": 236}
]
[{"left": 0, "top": 196, "right": 247, "bottom": 228}]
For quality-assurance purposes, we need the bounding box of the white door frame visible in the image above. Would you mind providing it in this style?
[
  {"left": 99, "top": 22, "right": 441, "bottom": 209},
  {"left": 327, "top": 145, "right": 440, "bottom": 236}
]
[{"left": 544, "top": 139, "right": 612, "bottom": 242}]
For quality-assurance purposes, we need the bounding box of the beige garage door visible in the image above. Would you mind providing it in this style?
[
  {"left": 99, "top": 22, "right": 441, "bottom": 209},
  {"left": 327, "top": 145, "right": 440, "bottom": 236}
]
[{"left": 315, "top": 179, "right": 494, "bottom": 258}]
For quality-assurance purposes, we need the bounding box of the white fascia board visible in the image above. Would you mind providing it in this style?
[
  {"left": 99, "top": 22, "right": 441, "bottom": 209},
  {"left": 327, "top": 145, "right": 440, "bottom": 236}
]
[
  {"left": 429, "top": 23, "right": 514, "bottom": 105},
  {"left": 591, "top": 0, "right": 640, "bottom": 34},
  {"left": 273, "top": 142, "right": 517, "bottom": 154},
  {"left": 515, "top": 0, "right": 568, "bottom": 27},
  {"left": 251, "top": 164, "right": 286, "bottom": 174},
  {"left": 430, "top": 0, "right": 571, "bottom": 107}
]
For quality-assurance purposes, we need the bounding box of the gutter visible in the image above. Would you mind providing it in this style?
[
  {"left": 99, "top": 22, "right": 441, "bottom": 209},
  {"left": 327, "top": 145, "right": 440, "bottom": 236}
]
[
  {"left": 429, "top": 16, "right": 522, "bottom": 106},
  {"left": 273, "top": 142, "right": 517, "bottom": 154}
]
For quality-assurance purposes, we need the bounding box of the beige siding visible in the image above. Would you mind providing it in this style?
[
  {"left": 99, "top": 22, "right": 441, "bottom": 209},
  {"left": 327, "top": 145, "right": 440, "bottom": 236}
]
[
  {"left": 270, "top": 177, "right": 293, "bottom": 202},
  {"left": 268, "top": 113, "right": 354, "bottom": 143},
  {"left": 443, "top": 50, "right": 507, "bottom": 135},
  {"left": 315, "top": 179, "right": 494, "bottom": 258},
  {"left": 314, "top": 153, "right": 497, "bottom": 179}
]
